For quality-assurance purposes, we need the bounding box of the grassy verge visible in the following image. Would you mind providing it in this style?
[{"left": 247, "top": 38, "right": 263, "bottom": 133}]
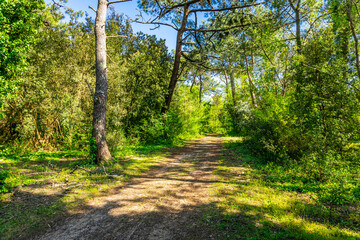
[
  {"left": 206, "top": 136, "right": 360, "bottom": 240},
  {"left": 0, "top": 139, "right": 191, "bottom": 240}
]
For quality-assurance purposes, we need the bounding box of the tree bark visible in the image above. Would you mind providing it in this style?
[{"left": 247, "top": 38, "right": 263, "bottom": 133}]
[
  {"left": 199, "top": 75, "right": 202, "bottom": 103},
  {"left": 190, "top": 73, "right": 196, "bottom": 92},
  {"left": 289, "top": 0, "right": 301, "bottom": 53},
  {"left": 92, "top": 0, "right": 112, "bottom": 164},
  {"left": 223, "top": 72, "right": 229, "bottom": 95},
  {"left": 162, "top": 4, "right": 190, "bottom": 113},
  {"left": 229, "top": 71, "right": 237, "bottom": 105},
  {"left": 245, "top": 55, "right": 258, "bottom": 108}
]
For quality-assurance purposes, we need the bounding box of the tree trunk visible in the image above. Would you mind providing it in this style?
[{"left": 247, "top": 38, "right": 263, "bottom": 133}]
[
  {"left": 245, "top": 55, "right": 258, "bottom": 108},
  {"left": 190, "top": 74, "right": 196, "bottom": 92},
  {"left": 224, "top": 72, "right": 229, "bottom": 95},
  {"left": 289, "top": 0, "right": 302, "bottom": 53},
  {"left": 229, "top": 71, "right": 237, "bottom": 105},
  {"left": 92, "top": 0, "right": 112, "bottom": 164},
  {"left": 199, "top": 75, "right": 202, "bottom": 103},
  {"left": 162, "top": 4, "right": 190, "bottom": 113},
  {"left": 347, "top": 0, "right": 360, "bottom": 80}
]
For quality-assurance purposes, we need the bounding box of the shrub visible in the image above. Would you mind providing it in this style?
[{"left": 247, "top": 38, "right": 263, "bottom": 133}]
[{"left": 0, "top": 168, "right": 10, "bottom": 193}]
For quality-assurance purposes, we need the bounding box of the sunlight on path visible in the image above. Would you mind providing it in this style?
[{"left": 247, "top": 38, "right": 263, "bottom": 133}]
[{"left": 36, "top": 135, "right": 222, "bottom": 240}]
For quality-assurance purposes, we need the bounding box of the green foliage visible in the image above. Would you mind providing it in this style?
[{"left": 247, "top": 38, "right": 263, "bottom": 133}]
[
  {"left": 169, "top": 84, "right": 205, "bottom": 138},
  {"left": 107, "top": 32, "right": 172, "bottom": 142},
  {"left": 201, "top": 95, "right": 231, "bottom": 134},
  {"left": 0, "top": 168, "right": 10, "bottom": 193},
  {"left": 210, "top": 136, "right": 360, "bottom": 239},
  {"left": 89, "top": 133, "right": 97, "bottom": 165},
  {"left": 133, "top": 114, "right": 167, "bottom": 144},
  {"left": 319, "top": 179, "right": 356, "bottom": 206},
  {"left": 234, "top": 94, "right": 296, "bottom": 162},
  {"left": 0, "top": 5, "right": 94, "bottom": 147},
  {"left": 0, "top": 0, "right": 45, "bottom": 113}
]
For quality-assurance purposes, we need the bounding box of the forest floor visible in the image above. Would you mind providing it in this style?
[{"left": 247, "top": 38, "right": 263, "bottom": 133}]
[{"left": 2, "top": 135, "right": 360, "bottom": 239}]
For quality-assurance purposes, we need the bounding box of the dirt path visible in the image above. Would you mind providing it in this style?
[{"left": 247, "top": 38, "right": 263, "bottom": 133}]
[{"left": 35, "top": 135, "right": 222, "bottom": 240}]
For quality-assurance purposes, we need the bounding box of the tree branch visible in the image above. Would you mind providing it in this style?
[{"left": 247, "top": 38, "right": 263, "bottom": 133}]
[
  {"left": 85, "top": 79, "right": 95, "bottom": 100},
  {"left": 107, "top": 0, "right": 132, "bottom": 6},
  {"left": 188, "top": 0, "right": 270, "bottom": 13},
  {"left": 303, "top": 13, "right": 327, "bottom": 43},
  {"left": 185, "top": 22, "right": 255, "bottom": 32},
  {"left": 301, "top": 63, "right": 334, "bottom": 76},
  {"left": 181, "top": 52, "right": 222, "bottom": 71},
  {"left": 89, "top": 5, "right": 97, "bottom": 13},
  {"left": 158, "top": 0, "right": 201, "bottom": 19},
  {"left": 164, "top": 0, "right": 201, "bottom": 11},
  {"left": 131, "top": 19, "right": 179, "bottom": 31},
  {"left": 182, "top": 42, "right": 197, "bottom": 45},
  {"left": 107, "top": 35, "right": 127, "bottom": 38},
  {"left": 347, "top": 81, "right": 360, "bottom": 93}
]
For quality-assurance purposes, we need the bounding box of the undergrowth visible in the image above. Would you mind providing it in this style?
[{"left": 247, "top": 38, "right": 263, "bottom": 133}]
[{"left": 207, "top": 136, "right": 360, "bottom": 240}]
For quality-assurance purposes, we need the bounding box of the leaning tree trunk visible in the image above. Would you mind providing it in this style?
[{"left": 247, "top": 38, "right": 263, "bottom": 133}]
[
  {"left": 92, "top": 0, "right": 112, "bottom": 164},
  {"left": 244, "top": 55, "right": 257, "bottom": 108},
  {"left": 162, "top": 4, "right": 190, "bottom": 113},
  {"left": 347, "top": 0, "right": 360, "bottom": 80}
]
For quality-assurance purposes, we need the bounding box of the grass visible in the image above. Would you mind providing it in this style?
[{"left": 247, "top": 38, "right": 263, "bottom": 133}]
[
  {"left": 2, "top": 135, "right": 358, "bottom": 239},
  {"left": 0, "top": 139, "right": 190, "bottom": 240},
  {"left": 207, "top": 136, "right": 360, "bottom": 240}
]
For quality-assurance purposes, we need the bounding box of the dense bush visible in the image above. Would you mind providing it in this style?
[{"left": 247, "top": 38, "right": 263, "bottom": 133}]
[{"left": 231, "top": 36, "right": 360, "bottom": 204}]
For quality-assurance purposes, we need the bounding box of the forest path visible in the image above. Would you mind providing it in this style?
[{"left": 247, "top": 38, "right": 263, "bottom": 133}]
[{"left": 36, "top": 135, "right": 222, "bottom": 240}]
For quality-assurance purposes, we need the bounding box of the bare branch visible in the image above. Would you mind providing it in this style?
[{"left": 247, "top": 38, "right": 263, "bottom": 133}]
[
  {"left": 107, "top": 35, "right": 127, "bottom": 38},
  {"left": 181, "top": 52, "right": 222, "bottom": 71},
  {"left": 159, "top": 0, "right": 201, "bottom": 19},
  {"left": 85, "top": 79, "right": 95, "bottom": 100},
  {"left": 132, "top": 19, "right": 179, "bottom": 31},
  {"left": 89, "top": 5, "right": 97, "bottom": 13},
  {"left": 52, "top": 0, "right": 72, "bottom": 11},
  {"left": 107, "top": 0, "right": 132, "bottom": 6},
  {"left": 288, "top": 0, "right": 296, "bottom": 11},
  {"left": 303, "top": 13, "right": 328, "bottom": 43},
  {"left": 189, "top": 0, "right": 270, "bottom": 13}
]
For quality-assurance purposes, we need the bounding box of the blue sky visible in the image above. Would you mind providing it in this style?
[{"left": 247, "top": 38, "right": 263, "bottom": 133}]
[{"left": 44, "top": 0, "right": 177, "bottom": 50}]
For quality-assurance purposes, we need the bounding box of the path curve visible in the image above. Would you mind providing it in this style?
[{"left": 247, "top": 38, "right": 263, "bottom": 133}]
[{"left": 35, "top": 135, "right": 222, "bottom": 240}]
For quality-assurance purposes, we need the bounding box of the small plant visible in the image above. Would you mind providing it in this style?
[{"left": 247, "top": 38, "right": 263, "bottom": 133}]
[
  {"left": 0, "top": 169, "right": 10, "bottom": 193},
  {"left": 89, "top": 133, "right": 97, "bottom": 165},
  {"left": 319, "top": 180, "right": 356, "bottom": 206}
]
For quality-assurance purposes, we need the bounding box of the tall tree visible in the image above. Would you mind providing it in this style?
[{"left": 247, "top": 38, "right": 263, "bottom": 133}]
[
  {"left": 92, "top": 0, "right": 131, "bottom": 164},
  {"left": 138, "top": 0, "right": 268, "bottom": 113}
]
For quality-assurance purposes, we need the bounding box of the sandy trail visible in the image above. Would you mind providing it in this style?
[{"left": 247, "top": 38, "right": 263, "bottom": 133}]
[{"left": 35, "top": 135, "right": 222, "bottom": 240}]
